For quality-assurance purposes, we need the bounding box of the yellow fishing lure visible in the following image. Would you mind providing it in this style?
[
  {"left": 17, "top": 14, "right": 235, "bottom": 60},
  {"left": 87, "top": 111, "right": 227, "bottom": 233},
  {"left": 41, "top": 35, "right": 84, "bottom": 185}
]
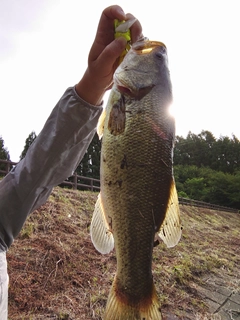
[{"left": 114, "top": 18, "right": 137, "bottom": 63}]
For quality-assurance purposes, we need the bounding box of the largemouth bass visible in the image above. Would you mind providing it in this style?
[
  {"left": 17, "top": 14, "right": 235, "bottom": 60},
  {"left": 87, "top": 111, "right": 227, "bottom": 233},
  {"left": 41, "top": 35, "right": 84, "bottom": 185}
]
[{"left": 90, "top": 38, "right": 181, "bottom": 320}]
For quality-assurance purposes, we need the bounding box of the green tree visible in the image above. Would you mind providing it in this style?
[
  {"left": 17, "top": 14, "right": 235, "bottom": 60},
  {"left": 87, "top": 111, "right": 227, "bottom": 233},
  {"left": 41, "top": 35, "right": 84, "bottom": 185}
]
[
  {"left": 213, "top": 135, "right": 240, "bottom": 174},
  {"left": 197, "top": 130, "right": 216, "bottom": 167},
  {"left": 174, "top": 131, "right": 240, "bottom": 175},
  {"left": 67, "top": 132, "right": 102, "bottom": 190},
  {"left": 227, "top": 171, "right": 240, "bottom": 208},
  {"left": 20, "top": 131, "right": 37, "bottom": 160},
  {"left": 174, "top": 164, "right": 240, "bottom": 209},
  {"left": 0, "top": 136, "right": 11, "bottom": 176},
  {"left": 76, "top": 132, "right": 101, "bottom": 179},
  {"left": 174, "top": 130, "right": 216, "bottom": 168},
  {"left": 184, "top": 177, "right": 208, "bottom": 201},
  {"left": 207, "top": 171, "right": 232, "bottom": 207},
  {"left": 0, "top": 136, "right": 10, "bottom": 160}
]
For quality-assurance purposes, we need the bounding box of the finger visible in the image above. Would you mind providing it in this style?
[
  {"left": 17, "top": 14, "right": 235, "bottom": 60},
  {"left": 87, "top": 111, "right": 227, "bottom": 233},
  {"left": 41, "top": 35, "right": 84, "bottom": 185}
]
[
  {"left": 126, "top": 13, "right": 143, "bottom": 43},
  {"left": 89, "top": 5, "right": 126, "bottom": 62},
  {"left": 96, "top": 37, "right": 127, "bottom": 74}
]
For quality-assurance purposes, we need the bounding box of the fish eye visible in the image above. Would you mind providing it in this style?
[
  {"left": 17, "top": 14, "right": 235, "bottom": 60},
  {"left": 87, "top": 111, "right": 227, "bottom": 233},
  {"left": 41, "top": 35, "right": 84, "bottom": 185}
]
[
  {"left": 156, "top": 51, "right": 167, "bottom": 62},
  {"left": 155, "top": 46, "right": 167, "bottom": 60},
  {"left": 156, "top": 52, "right": 164, "bottom": 60}
]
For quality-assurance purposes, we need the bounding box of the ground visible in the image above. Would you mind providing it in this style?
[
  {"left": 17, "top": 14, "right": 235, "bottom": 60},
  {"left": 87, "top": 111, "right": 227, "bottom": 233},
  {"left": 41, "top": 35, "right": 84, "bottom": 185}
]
[{"left": 7, "top": 187, "right": 240, "bottom": 320}]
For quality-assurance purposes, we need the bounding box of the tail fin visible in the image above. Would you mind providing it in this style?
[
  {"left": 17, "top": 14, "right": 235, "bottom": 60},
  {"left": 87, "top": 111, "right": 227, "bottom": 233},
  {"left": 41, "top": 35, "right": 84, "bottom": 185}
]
[{"left": 104, "top": 277, "right": 162, "bottom": 320}]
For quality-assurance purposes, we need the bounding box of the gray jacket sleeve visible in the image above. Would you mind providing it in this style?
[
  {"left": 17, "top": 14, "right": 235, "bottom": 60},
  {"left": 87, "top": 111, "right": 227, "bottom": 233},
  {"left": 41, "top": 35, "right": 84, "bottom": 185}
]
[{"left": 0, "top": 86, "right": 103, "bottom": 251}]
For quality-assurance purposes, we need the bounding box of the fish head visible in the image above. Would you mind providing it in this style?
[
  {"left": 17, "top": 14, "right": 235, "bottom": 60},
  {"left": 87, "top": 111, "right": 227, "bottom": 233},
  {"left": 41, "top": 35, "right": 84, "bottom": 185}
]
[{"left": 114, "top": 39, "right": 172, "bottom": 101}]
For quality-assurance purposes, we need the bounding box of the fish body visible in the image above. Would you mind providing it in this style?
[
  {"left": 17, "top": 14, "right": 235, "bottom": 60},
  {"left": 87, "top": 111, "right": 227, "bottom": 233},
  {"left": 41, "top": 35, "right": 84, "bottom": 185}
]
[{"left": 90, "top": 39, "right": 181, "bottom": 320}]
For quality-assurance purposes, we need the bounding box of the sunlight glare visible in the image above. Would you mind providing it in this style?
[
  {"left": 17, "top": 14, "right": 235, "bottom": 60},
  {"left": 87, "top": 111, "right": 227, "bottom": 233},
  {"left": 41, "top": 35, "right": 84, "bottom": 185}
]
[{"left": 168, "top": 103, "right": 176, "bottom": 118}]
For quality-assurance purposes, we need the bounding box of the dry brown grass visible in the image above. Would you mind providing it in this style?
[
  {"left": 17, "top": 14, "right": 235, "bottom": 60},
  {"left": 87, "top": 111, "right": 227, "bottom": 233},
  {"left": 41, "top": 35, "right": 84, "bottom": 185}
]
[{"left": 7, "top": 187, "right": 240, "bottom": 320}]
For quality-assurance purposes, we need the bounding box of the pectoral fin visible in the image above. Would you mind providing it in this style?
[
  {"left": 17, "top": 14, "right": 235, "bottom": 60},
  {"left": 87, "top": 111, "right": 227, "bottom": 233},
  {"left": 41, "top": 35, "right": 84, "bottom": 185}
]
[
  {"left": 157, "top": 180, "right": 182, "bottom": 248},
  {"left": 108, "top": 94, "right": 126, "bottom": 135},
  {"left": 90, "top": 193, "right": 114, "bottom": 254}
]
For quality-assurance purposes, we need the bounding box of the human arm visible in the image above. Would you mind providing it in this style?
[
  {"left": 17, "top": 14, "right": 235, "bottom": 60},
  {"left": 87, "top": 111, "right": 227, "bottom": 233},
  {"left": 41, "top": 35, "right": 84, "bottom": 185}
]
[
  {"left": 0, "top": 88, "right": 102, "bottom": 251},
  {"left": 0, "top": 5, "right": 142, "bottom": 251}
]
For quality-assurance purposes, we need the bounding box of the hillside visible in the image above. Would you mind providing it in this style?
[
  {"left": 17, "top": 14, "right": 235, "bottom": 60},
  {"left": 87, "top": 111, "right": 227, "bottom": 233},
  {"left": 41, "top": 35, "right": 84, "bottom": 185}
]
[{"left": 7, "top": 187, "right": 240, "bottom": 320}]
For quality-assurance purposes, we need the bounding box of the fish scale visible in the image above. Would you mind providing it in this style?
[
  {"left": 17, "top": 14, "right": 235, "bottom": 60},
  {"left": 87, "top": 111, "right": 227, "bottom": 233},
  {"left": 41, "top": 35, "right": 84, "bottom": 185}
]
[{"left": 90, "top": 39, "right": 182, "bottom": 320}]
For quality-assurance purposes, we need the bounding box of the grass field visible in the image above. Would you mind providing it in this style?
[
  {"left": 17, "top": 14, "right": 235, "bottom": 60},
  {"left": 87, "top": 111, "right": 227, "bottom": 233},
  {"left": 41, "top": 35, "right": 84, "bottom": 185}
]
[{"left": 7, "top": 187, "right": 240, "bottom": 319}]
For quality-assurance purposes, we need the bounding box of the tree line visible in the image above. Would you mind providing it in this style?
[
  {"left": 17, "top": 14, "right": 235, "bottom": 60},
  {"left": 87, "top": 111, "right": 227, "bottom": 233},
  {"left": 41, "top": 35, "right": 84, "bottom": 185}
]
[
  {"left": 174, "top": 130, "right": 240, "bottom": 174},
  {"left": 1, "top": 129, "right": 239, "bottom": 209},
  {"left": 174, "top": 130, "right": 240, "bottom": 209}
]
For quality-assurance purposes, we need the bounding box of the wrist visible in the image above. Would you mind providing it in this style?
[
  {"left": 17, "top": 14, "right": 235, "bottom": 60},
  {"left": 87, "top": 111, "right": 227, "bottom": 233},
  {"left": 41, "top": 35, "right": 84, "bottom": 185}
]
[{"left": 75, "top": 71, "right": 106, "bottom": 106}]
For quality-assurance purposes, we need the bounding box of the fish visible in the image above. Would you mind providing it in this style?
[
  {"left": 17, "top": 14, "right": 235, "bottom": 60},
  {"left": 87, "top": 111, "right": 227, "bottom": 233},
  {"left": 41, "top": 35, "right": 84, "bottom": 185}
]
[{"left": 90, "top": 38, "right": 182, "bottom": 320}]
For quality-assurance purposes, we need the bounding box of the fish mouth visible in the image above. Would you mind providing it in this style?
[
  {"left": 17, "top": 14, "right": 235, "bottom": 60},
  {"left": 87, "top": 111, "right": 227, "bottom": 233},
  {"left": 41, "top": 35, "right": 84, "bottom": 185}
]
[
  {"left": 115, "top": 79, "right": 136, "bottom": 97},
  {"left": 132, "top": 39, "right": 166, "bottom": 55},
  {"left": 116, "top": 80, "right": 154, "bottom": 100},
  {"left": 115, "top": 69, "right": 149, "bottom": 97},
  {"left": 116, "top": 84, "right": 133, "bottom": 96}
]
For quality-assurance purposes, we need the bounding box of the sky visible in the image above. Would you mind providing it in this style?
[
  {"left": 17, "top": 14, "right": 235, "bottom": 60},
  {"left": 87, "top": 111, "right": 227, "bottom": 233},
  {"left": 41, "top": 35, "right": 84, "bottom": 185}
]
[{"left": 1, "top": 0, "right": 240, "bottom": 162}]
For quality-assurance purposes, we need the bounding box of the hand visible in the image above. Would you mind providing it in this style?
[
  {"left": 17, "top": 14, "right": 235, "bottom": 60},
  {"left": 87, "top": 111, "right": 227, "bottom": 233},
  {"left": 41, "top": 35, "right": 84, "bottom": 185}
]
[{"left": 75, "top": 5, "right": 142, "bottom": 106}]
